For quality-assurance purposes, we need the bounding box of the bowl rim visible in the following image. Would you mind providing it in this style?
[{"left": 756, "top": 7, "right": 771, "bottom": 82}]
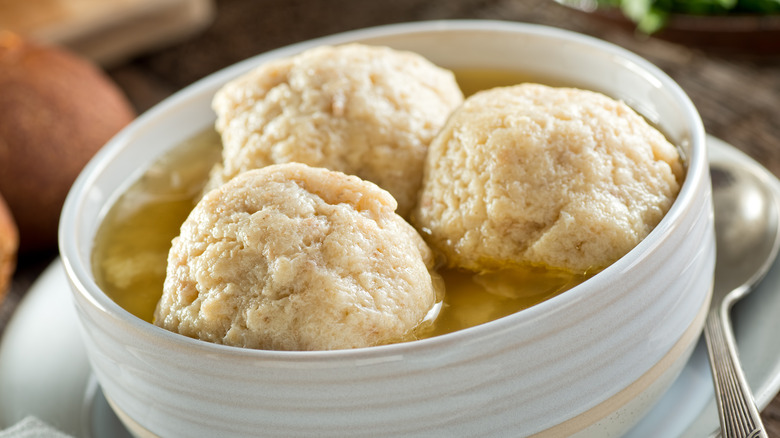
[{"left": 58, "top": 18, "right": 707, "bottom": 361}]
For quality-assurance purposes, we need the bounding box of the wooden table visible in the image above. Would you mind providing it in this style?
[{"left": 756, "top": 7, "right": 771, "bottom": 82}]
[{"left": 2, "top": 0, "right": 779, "bottom": 435}]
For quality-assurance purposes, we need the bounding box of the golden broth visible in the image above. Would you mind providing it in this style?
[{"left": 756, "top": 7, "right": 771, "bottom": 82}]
[{"left": 91, "top": 70, "right": 593, "bottom": 339}]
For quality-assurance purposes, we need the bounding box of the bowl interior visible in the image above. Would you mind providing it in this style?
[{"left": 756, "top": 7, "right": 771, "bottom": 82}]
[{"left": 60, "top": 19, "right": 705, "bottom": 351}]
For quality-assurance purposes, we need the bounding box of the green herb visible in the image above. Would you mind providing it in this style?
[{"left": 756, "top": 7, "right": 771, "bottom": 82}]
[{"left": 593, "top": 0, "right": 780, "bottom": 33}]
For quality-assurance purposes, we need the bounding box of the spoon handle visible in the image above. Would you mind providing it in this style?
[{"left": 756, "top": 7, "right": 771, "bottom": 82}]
[{"left": 704, "top": 306, "right": 767, "bottom": 438}]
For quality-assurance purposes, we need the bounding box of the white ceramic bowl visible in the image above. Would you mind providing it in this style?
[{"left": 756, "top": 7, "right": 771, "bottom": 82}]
[{"left": 60, "top": 20, "right": 713, "bottom": 438}]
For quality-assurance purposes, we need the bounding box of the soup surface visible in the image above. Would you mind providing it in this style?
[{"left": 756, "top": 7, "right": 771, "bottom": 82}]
[{"left": 92, "top": 69, "right": 594, "bottom": 340}]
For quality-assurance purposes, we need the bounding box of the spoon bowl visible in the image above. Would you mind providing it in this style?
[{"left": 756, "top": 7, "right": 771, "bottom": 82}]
[
  {"left": 711, "top": 163, "right": 780, "bottom": 298},
  {"left": 705, "top": 156, "right": 780, "bottom": 437}
]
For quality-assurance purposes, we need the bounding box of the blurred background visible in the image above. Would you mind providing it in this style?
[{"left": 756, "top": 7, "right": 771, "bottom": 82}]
[{"left": 1, "top": 0, "right": 779, "bottom": 433}]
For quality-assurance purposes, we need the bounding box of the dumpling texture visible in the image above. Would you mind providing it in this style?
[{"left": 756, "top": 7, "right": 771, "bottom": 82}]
[
  {"left": 156, "top": 163, "right": 438, "bottom": 350},
  {"left": 208, "top": 43, "right": 464, "bottom": 216},
  {"left": 413, "top": 83, "right": 683, "bottom": 273}
]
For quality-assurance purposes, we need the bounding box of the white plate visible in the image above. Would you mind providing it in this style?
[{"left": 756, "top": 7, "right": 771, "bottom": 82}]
[{"left": 1, "top": 135, "right": 778, "bottom": 437}]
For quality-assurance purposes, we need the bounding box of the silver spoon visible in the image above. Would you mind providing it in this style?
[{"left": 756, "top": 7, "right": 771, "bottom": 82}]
[{"left": 706, "top": 157, "right": 780, "bottom": 438}]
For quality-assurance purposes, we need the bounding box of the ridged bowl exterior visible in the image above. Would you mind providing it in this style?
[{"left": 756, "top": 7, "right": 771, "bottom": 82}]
[{"left": 60, "top": 21, "right": 713, "bottom": 437}]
